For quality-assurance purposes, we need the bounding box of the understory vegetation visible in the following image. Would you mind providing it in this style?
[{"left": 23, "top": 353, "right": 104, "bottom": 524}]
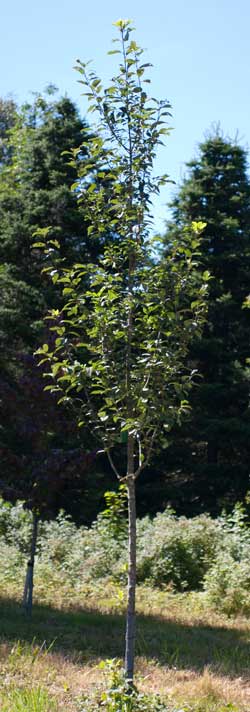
[
  {"left": 1, "top": 498, "right": 250, "bottom": 616},
  {"left": 0, "top": 499, "right": 250, "bottom": 711}
]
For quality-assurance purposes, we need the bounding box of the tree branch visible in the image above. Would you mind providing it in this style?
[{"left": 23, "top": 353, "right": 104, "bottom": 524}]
[{"left": 106, "top": 449, "right": 122, "bottom": 480}]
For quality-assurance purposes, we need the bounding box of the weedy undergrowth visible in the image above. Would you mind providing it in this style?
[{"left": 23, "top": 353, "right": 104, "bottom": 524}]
[{"left": 77, "top": 659, "right": 170, "bottom": 711}]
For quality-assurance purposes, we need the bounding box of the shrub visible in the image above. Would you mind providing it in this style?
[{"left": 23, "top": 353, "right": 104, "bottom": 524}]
[
  {"left": 0, "top": 499, "right": 32, "bottom": 553},
  {"left": 204, "top": 553, "right": 250, "bottom": 615},
  {"left": 203, "top": 504, "right": 250, "bottom": 615},
  {"left": 0, "top": 541, "right": 26, "bottom": 584},
  {"left": 26, "top": 511, "right": 126, "bottom": 587},
  {"left": 136, "top": 509, "right": 220, "bottom": 590},
  {"left": 1, "top": 497, "right": 250, "bottom": 605}
]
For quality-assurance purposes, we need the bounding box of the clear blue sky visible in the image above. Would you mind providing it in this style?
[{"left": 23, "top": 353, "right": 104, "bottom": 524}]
[{"left": 1, "top": 0, "right": 250, "bottom": 231}]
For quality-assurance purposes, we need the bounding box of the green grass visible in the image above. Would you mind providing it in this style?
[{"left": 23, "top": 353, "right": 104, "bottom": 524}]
[{"left": 1, "top": 687, "right": 58, "bottom": 712}]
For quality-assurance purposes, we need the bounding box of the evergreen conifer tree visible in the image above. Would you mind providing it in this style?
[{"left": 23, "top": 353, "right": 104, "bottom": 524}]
[
  {"left": 0, "top": 89, "right": 110, "bottom": 521},
  {"left": 0, "top": 97, "right": 17, "bottom": 166},
  {"left": 0, "top": 89, "right": 91, "bottom": 372},
  {"left": 163, "top": 131, "right": 250, "bottom": 512}
]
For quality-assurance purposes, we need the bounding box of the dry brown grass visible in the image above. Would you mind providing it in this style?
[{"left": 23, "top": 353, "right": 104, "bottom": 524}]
[
  {"left": 0, "top": 582, "right": 249, "bottom": 711},
  {"left": 1, "top": 644, "right": 250, "bottom": 711},
  {"left": 136, "top": 661, "right": 250, "bottom": 709}
]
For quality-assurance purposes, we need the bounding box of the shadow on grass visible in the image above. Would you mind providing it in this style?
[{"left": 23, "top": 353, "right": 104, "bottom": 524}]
[{"left": 0, "top": 595, "right": 249, "bottom": 677}]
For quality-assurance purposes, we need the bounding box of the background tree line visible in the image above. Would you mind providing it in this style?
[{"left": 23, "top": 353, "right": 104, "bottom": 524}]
[{"left": 1, "top": 88, "right": 250, "bottom": 522}]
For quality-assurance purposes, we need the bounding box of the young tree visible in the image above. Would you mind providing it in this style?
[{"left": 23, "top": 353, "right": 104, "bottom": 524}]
[
  {"left": 36, "top": 20, "right": 208, "bottom": 682},
  {"left": 163, "top": 131, "right": 250, "bottom": 512}
]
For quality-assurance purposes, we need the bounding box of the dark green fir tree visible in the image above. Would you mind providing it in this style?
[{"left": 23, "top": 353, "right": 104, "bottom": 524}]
[
  {"left": 162, "top": 130, "right": 250, "bottom": 513},
  {"left": 0, "top": 97, "right": 17, "bottom": 166},
  {"left": 0, "top": 88, "right": 92, "bottom": 371},
  {"left": 0, "top": 89, "right": 110, "bottom": 521}
]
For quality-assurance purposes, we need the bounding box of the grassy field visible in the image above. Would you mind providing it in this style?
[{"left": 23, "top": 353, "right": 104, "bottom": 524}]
[{"left": 0, "top": 579, "right": 249, "bottom": 711}]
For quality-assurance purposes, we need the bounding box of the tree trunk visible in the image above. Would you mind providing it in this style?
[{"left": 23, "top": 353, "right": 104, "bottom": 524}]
[
  {"left": 23, "top": 511, "right": 38, "bottom": 617},
  {"left": 125, "top": 434, "right": 136, "bottom": 684}
]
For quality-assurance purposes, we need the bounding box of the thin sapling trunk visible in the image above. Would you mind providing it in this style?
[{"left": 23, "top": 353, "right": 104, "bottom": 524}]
[
  {"left": 23, "top": 511, "right": 38, "bottom": 617},
  {"left": 125, "top": 435, "right": 136, "bottom": 683}
]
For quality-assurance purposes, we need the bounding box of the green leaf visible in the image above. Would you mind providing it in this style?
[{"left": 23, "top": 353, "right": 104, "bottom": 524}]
[{"left": 51, "top": 363, "right": 61, "bottom": 377}]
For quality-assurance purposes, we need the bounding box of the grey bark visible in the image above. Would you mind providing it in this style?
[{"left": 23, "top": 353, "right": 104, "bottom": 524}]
[
  {"left": 23, "top": 511, "right": 38, "bottom": 617},
  {"left": 125, "top": 435, "right": 136, "bottom": 683}
]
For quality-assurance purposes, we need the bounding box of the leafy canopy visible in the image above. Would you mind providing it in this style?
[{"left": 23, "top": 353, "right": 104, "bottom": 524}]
[{"left": 36, "top": 21, "right": 208, "bottom": 478}]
